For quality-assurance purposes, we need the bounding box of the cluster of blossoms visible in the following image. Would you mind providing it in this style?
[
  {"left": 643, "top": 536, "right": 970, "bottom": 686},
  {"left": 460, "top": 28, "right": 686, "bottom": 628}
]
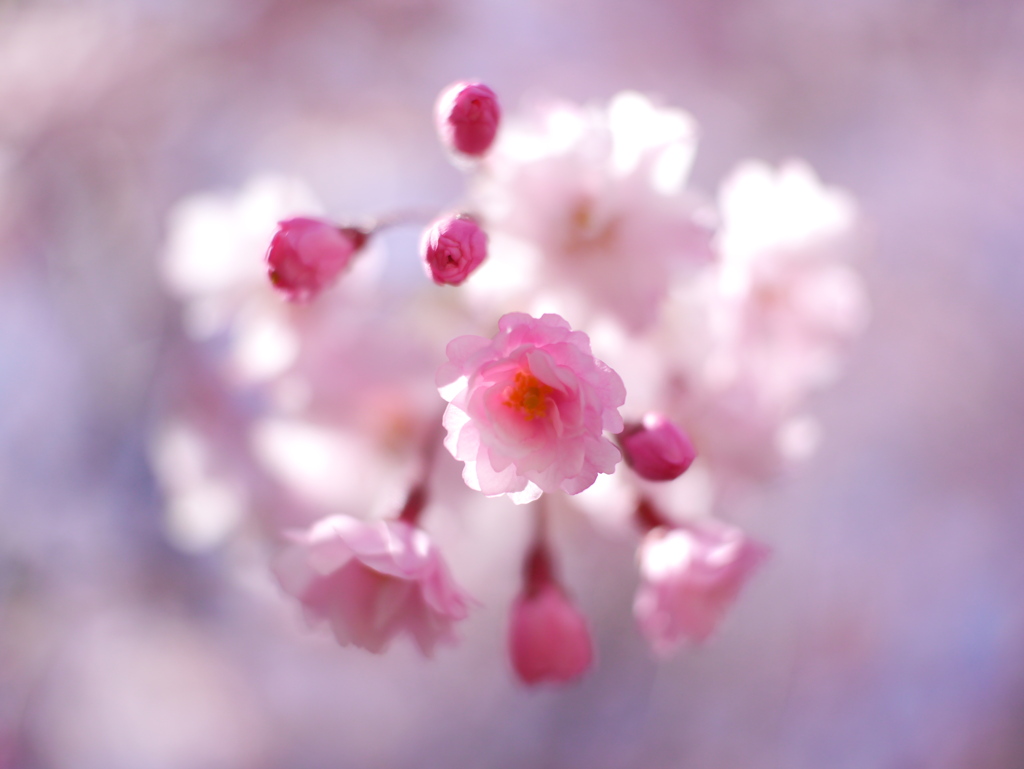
[{"left": 155, "top": 81, "right": 866, "bottom": 685}]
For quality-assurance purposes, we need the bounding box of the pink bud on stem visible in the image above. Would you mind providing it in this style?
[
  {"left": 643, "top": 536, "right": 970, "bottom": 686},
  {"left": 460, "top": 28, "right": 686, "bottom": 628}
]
[
  {"left": 435, "top": 81, "right": 501, "bottom": 157},
  {"left": 420, "top": 214, "right": 488, "bottom": 286},
  {"left": 618, "top": 413, "right": 697, "bottom": 481},
  {"left": 508, "top": 540, "right": 594, "bottom": 686},
  {"left": 266, "top": 217, "right": 368, "bottom": 301}
]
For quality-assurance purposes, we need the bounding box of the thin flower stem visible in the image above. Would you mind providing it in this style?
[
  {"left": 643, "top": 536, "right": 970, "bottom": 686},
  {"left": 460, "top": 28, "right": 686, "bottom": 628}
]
[
  {"left": 635, "top": 496, "right": 672, "bottom": 533},
  {"left": 367, "top": 207, "right": 440, "bottom": 234},
  {"left": 522, "top": 500, "right": 557, "bottom": 596},
  {"left": 396, "top": 408, "right": 449, "bottom": 527},
  {"left": 532, "top": 494, "right": 549, "bottom": 544},
  {"left": 397, "top": 483, "right": 428, "bottom": 525}
]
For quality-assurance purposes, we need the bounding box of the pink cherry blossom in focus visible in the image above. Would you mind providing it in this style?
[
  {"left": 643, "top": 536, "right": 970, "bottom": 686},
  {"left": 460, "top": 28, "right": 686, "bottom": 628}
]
[
  {"left": 618, "top": 412, "right": 697, "bottom": 481},
  {"left": 437, "top": 312, "right": 625, "bottom": 504},
  {"left": 273, "top": 514, "right": 472, "bottom": 655},
  {"left": 266, "top": 217, "right": 368, "bottom": 301},
  {"left": 634, "top": 519, "right": 768, "bottom": 656},
  {"left": 435, "top": 81, "right": 501, "bottom": 157},
  {"left": 421, "top": 214, "right": 488, "bottom": 286},
  {"left": 508, "top": 545, "right": 593, "bottom": 685}
]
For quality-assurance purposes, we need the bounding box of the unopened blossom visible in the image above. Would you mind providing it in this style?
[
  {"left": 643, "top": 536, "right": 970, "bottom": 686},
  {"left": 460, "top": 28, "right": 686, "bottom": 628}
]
[
  {"left": 437, "top": 312, "right": 625, "bottom": 504},
  {"left": 266, "top": 217, "right": 368, "bottom": 301},
  {"left": 421, "top": 214, "right": 488, "bottom": 286},
  {"left": 163, "top": 175, "right": 327, "bottom": 304},
  {"left": 435, "top": 81, "right": 501, "bottom": 157},
  {"left": 273, "top": 514, "right": 472, "bottom": 655},
  {"left": 634, "top": 520, "right": 768, "bottom": 655},
  {"left": 619, "top": 413, "right": 697, "bottom": 481},
  {"left": 470, "top": 92, "right": 714, "bottom": 331},
  {"left": 508, "top": 545, "right": 593, "bottom": 685}
]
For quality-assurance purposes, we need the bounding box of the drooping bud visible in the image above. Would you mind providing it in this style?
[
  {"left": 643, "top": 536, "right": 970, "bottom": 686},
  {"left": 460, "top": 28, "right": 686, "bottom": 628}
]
[
  {"left": 508, "top": 544, "right": 594, "bottom": 685},
  {"left": 634, "top": 522, "right": 768, "bottom": 655},
  {"left": 435, "top": 82, "right": 501, "bottom": 157},
  {"left": 266, "top": 217, "right": 368, "bottom": 301},
  {"left": 618, "top": 413, "right": 697, "bottom": 481},
  {"left": 421, "top": 214, "right": 487, "bottom": 286}
]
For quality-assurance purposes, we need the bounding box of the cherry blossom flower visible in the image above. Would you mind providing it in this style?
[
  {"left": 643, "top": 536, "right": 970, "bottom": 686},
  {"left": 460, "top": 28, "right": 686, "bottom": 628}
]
[
  {"left": 630, "top": 160, "right": 867, "bottom": 503},
  {"left": 711, "top": 160, "right": 868, "bottom": 406},
  {"left": 634, "top": 519, "right": 768, "bottom": 656},
  {"left": 618, "top": 412, "right": 697, "bottom": 481},
  {"left": 508, "top": 544, "right": 593, "bottom": 685},
  {"left": 469, "top": 92, "right": 714, "bottom": 331},
  {"left": 420, "top": 214, "right": 488, "bottom": 286},
  {"left": 273, "top": 514, "right": 473, "bottom": 656},
  {"left": 435, "top": 81, "right": 501, "bottom": 157},
  {"left": 437, "top": 312, "right": 625, "bottom": 504}
]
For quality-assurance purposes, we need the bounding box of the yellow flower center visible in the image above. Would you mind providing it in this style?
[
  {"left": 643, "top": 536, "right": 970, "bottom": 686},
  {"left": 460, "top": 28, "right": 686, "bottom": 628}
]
[
  {"left": 565, "top": 198, "right": 620, "bottom": 255},
  {"left": 503, "top": 370, "right": 554, "bottom": 421}
]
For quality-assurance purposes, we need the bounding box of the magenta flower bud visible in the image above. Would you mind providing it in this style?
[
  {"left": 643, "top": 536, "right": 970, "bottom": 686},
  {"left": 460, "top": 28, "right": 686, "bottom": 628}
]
[
  {"left": 508, "top": 546, "right": 593, "bottom": 685},
  {"left": 266, "top": 217, "right": 368, "bottom": 301},
  {"left": 420, "top": 214, "right": 487, "bottom": 286},
  {"left": 435, "top": 81, "right": 501, "bottom": 157},
  {"left": 619, "top": 413, "right": 697, "bottom": 481}
]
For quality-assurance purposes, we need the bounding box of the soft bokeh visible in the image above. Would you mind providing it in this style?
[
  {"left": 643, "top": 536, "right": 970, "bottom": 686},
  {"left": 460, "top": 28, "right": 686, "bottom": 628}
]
[{"left": 2, "top": 1, "right": 1023, "bottom": 768}]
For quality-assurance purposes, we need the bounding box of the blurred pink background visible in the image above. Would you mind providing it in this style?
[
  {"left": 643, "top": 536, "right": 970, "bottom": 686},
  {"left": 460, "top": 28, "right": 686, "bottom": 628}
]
[{"left": 1, "top": 1, "right": 1023, "bottom": 767}]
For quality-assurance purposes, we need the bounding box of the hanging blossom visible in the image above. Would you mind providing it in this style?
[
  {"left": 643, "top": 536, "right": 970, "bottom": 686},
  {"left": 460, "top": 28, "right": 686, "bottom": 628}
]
[
  {"left": 437, "top": 312, "right": 625, "bottom": 504},
  {"left": 632, "top": 500, "right": 768, "bottom": 656},
  {"left": 273, "top": 510, "right": 473, "bottom": 655},
  {"left": 152, "top": 81, "right": 867, "bottom": 684},
  {"left": 508, "top": 541, "right": 593, "bottom": 685}
]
